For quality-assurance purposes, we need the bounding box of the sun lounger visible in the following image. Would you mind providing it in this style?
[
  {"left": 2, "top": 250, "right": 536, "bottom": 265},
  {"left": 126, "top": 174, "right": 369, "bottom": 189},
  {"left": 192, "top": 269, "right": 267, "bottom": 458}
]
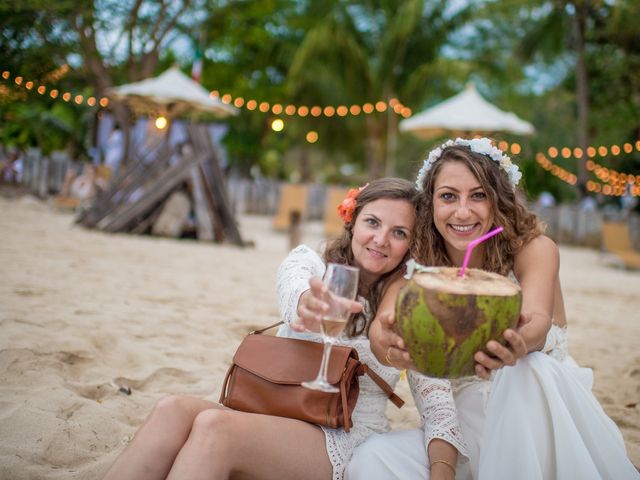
[
  {"left": 324, "top": 187, "right": 350, "bottom": 238},
  {"left": 273, "top": 184, "right": 308, "bottom": 231},
  {"left": 601, "top": 221, "right": 640, "bottom": 270}
]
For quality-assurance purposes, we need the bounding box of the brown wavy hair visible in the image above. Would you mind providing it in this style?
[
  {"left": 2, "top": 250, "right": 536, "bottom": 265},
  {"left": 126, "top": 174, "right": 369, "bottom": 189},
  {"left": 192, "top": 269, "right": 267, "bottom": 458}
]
[
  {"left": 412, "top": 144, "right": 544, "bottom": 275},
  {"left": 323, "top": 177, "right": 417, "bottom": 336}
]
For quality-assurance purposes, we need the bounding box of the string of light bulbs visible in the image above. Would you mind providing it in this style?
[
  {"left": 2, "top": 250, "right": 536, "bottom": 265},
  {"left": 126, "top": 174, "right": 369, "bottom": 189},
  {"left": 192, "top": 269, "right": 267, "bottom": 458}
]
[
  {"left": 492, "top": 138, "right": 640, "bottom": 197},
  {"left": 2, "top": 67, "right": 639, "bottom": 196},
  {"left": 1, "top": 69, "right": 110, "bottom": 107},
  {"left": 1, "top": 68, "right": 411, "bottom": 118},
  {"left": 208, "top": 90, "right": 412, "bottom": 118},
  {"left": 535, "top": 152, "right": 640, "bottom": 197}
]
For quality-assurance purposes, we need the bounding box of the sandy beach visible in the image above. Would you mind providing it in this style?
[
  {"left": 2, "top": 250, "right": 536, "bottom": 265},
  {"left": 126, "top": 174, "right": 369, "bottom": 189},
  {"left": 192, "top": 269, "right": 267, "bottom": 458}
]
[{"left": 0, "top": 192, "right": 638, "bottom": 479}]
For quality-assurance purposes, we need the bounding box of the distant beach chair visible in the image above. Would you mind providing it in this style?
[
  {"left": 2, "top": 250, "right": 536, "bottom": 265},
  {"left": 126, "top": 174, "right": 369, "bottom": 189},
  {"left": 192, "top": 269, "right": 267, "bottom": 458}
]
[
  {"left": 324, "top": 186, "right": 349, "bottom": 238},
  {"left": 272, "top": 184, "right": 308, "bottom": 231},
  {"left": 601, "top": 221, "right": 640, "bottom": 270}
]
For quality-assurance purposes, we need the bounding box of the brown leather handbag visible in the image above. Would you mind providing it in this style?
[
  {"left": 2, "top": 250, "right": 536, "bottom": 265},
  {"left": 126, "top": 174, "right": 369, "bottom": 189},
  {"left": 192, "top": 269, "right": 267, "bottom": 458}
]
[{"left": 219, "top": 322, "right": 404, "bottom": 432}]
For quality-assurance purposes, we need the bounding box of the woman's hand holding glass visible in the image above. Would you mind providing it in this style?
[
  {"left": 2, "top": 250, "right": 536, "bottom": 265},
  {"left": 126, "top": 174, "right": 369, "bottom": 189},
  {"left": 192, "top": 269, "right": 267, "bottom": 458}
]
[
  {"left": 302, "top": 263, "right": 360, "bottom": 392},
  {"left": 293, "top": 277, "right": 363, "bottom": 334}
]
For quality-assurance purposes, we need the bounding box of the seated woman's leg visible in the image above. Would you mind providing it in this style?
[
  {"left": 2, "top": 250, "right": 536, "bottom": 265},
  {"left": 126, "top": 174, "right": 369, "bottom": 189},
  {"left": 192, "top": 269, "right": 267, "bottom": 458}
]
[
  {"left": 166, "top": 408, "right": 332, "bottom": 480},
  {"left": 102, "top": 395, "right": 218, "bottom": 480}
]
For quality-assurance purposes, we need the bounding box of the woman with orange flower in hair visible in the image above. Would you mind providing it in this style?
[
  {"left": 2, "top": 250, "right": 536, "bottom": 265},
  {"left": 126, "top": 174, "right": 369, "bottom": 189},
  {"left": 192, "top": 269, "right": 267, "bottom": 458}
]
[
  {"left": 278, "top": 177, "right": 469, "bottom": 480},
  {"left": 102, "top": 178, "right": 418, "bottom": 480}
]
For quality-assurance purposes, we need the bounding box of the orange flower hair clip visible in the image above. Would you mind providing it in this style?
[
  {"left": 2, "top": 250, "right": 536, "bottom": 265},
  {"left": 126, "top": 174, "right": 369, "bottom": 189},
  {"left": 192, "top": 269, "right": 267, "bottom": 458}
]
[{"left": 337, "top": 184, "right": 368, "bottom": 224}]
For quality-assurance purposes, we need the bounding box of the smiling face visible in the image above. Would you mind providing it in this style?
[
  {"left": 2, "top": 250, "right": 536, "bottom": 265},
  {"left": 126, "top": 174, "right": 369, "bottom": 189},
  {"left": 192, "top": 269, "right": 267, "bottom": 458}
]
[
  {"left": 350, "top": 198, "right": 415, "bottom": 287},
  {"left": 432, "top": 161, "right": 494, "bottom": 267}
]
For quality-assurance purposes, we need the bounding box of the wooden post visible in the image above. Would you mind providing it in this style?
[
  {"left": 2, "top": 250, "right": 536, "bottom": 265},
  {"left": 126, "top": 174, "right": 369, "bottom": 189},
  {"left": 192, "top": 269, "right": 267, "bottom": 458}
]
[
  {"left": 190, "top": 167, "right": 215, "bottom": 241},
  {"left": 289, "top": 210, "right": 302, "bottom": 250},
  {"left": 37, "top": 157, "right": 49, "bottom": 198}
]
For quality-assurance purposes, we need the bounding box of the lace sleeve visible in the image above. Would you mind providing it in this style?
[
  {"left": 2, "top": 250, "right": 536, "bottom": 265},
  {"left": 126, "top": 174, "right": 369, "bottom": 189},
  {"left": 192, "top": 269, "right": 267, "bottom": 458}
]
[
  {"left": 407, "top": 371, "right": 469, "bottom": 461},
  {"left": 542, "top": 324, "right": 568, "bottom": 362},
  {"left": 276, "top": 245, "right": 326, "bottom": 326}
]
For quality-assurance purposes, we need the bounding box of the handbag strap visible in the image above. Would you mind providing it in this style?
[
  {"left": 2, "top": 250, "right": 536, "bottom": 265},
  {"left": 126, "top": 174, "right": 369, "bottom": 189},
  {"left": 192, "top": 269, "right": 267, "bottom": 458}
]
[
  {"left": 252, "top": 321, "right": 404, "bottom": 408},
  {"left": 250, "top": 321, "right": 284, "bottom": 335},
  {"left": 219, "top": 362, "right": 233, "bottom": 404},
  {"left": 359, "top": 364, "right": 405, "bottom": 408}
]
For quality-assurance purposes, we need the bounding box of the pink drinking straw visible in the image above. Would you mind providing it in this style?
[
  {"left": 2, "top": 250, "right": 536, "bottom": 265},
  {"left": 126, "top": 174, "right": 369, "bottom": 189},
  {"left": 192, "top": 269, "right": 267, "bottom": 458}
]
[{"left": 458, "top": 226, "right": 504, "bottom": 278}]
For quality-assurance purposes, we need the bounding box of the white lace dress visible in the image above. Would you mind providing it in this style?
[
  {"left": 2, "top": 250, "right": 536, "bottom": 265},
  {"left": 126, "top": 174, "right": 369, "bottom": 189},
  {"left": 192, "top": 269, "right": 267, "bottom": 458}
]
[
  {"left": 276, "top": 245, "right": 469, "bottom": 480},
  {"left": 346, "top": 274, "right": 640, "bottom": 479}
]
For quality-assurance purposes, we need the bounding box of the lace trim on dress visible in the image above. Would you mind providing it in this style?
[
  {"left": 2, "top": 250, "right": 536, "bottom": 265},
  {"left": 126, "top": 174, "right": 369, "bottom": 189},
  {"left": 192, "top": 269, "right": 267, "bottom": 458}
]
[
  {"left": 276, "top": 245, "right": 325, "bottom": 327},
  {"left": 542, "top": 324, "right": 568, "bottom": 362},
  {"left": 407, "top": 371, "right": 470, "bottom": 461}
]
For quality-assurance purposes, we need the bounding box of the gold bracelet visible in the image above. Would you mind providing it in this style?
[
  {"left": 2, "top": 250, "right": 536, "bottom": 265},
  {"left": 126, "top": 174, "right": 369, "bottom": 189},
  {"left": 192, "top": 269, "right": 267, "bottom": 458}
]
[{"left": 430, "top": 459, "right": 456, "bottom": 474}]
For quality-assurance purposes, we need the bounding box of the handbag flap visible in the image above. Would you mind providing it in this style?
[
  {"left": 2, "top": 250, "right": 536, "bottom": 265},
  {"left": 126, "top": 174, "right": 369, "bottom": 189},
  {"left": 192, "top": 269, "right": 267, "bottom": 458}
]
[{"left": 233, "top": 334, "right": 358, "bottom": 385}]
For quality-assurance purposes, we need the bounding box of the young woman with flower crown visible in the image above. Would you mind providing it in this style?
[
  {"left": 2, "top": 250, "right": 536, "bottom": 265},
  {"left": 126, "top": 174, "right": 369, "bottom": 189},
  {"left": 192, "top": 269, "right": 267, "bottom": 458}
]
[{"left": 346, "top": 139, "right": 639, "bottom": 480}]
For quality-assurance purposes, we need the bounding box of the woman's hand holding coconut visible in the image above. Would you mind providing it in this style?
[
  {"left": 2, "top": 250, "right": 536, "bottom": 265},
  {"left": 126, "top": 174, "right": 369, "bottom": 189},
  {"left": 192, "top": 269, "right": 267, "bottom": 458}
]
[
  {"left": 369, "top": 277, "right": 529, "bottom": 379},
  {"left": 369, "top": 266, "right": 530, "bottom": 379},
  {"left": 472, "top": 314, "right": 529, "bottom": 379}
]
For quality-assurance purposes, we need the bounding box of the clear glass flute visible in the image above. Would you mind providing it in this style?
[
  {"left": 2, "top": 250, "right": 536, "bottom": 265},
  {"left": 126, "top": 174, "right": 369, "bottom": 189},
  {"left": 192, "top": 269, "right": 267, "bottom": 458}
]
[{"left": 302, "top": 263, "right": 359, "bottom": 393}]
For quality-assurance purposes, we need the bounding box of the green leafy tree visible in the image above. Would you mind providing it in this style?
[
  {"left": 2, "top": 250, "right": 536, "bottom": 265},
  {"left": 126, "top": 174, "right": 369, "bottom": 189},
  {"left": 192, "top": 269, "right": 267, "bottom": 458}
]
[
  {"left": 287, "top": 0, "right": 473, "bottom": 178},
  {"left": 1, "top": 0, "right": 203, "bottom": 160}
]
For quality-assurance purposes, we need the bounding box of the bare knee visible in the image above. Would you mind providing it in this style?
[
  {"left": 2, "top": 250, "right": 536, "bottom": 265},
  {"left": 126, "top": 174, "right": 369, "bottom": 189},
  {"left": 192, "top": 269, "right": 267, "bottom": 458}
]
[
  {"left": 151, "top": 395, "right": 190, "bottom": 418},
  {"left": 190, "top": 409, "right": 234, "bottom": 441},
  {"left": 146, "top": 395, "right": 201, "bottom": 435},
  {"left": 186, "top": 409, "right": 243, "bottom": 461}
]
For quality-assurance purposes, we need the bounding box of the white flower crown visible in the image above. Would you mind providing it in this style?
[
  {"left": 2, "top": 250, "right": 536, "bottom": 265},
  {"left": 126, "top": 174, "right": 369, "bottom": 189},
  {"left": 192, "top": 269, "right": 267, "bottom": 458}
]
[{"left": 415, "top": 137, "right": 522, "bottom": 191}]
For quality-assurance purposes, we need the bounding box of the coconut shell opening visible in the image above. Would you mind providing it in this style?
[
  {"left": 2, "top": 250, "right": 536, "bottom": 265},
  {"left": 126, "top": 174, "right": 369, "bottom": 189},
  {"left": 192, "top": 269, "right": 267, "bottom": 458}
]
[{"left": 412, "top": 267, "right": 520, "bottom": 297}]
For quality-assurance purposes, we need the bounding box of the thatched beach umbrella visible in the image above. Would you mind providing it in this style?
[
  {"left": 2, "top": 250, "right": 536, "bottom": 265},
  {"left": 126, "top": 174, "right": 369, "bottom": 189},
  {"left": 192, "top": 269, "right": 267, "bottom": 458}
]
[
  {"left": 107, "top": 66, "right": 238, "bottom": 118},
  {"left": 399, "top": 83, "right": 534, "bottom": 139}
]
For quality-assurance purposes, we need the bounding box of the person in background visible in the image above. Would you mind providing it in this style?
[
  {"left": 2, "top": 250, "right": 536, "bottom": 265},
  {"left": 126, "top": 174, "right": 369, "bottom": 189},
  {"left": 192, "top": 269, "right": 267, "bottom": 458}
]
[{"left": 0, "top": 148, "right": 23, "bottom": 184}]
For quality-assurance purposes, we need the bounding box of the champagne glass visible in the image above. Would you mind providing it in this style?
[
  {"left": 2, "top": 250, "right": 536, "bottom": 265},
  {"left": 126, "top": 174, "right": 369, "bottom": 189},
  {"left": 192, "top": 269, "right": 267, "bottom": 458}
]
[{"left": 302, "top": 263, "right": 359, "bottom": 392}]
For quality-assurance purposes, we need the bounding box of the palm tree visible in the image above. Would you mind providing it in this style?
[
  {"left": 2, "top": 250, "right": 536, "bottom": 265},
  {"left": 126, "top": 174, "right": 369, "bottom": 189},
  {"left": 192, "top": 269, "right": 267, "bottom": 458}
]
[{"left": 287, "top": 0, "right": 471, "bottom": 178}]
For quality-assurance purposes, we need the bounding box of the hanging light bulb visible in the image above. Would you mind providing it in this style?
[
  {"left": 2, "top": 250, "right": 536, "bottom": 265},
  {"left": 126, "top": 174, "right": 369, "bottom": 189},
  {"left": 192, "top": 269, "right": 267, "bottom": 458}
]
[
  {"left": 271, "top": 119, "right": 284, "bottom": 132},
  {"left": 155, "top": 116, "right": 168, "bottom": 129}
]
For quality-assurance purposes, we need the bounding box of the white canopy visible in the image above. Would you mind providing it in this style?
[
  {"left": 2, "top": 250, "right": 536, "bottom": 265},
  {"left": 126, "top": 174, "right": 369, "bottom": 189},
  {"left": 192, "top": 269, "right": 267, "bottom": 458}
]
[
  {"left": 108, "top": 67, "right": 237, "bottom": 118},
  {"left": 399, "top": 83, "right": 534, "bottom": 139}
]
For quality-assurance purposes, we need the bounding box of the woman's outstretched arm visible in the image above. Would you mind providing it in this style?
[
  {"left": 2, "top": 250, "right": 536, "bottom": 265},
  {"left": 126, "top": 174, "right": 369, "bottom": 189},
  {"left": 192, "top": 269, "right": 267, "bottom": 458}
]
[{"left": 512, "top": 235, "right": 560, "bottom": 352}]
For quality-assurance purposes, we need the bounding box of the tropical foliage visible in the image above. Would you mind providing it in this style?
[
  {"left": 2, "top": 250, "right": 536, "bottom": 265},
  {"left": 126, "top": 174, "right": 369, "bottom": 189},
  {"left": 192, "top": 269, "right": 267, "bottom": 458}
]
[{"left": 0, "top": 0, "right": 638, "bottom": 202}]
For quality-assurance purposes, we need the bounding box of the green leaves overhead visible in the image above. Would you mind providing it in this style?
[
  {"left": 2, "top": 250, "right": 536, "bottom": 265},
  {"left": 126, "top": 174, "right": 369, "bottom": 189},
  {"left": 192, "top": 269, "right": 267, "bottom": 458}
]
[{"left": 1, "top": 0, "right": 637, "bottom": 198}]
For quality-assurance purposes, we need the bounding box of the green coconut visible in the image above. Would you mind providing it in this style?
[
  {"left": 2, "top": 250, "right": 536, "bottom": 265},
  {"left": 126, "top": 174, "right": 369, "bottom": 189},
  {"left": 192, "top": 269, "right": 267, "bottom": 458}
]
[{"left": 394, "top": 266, "right": 522, "bottom": 378}]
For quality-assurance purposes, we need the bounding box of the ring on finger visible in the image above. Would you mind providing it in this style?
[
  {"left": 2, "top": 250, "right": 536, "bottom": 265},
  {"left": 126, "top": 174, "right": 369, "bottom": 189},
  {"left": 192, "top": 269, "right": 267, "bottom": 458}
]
[{"left": 385, "top": 348, "right": 394, "bottom": 366}]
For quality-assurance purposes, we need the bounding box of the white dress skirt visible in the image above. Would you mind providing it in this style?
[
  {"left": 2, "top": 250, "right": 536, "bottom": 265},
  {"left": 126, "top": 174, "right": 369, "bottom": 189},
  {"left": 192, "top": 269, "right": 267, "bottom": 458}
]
[{"left": 347, "top": 325, "right": 640, "bottom": 479}]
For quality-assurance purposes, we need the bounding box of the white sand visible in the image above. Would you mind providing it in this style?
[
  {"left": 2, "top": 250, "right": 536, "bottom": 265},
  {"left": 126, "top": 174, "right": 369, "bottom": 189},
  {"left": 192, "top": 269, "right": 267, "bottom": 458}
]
[{"left": 0, "top": 194, "right": 638, "bottom": 479}]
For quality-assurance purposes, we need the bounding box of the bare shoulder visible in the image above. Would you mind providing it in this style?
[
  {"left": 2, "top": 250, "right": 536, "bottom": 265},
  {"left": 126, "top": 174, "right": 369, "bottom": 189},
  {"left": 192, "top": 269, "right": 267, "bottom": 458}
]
[
  {"left": 520, "top": 235, "right": 559, "bottom": 258},
  {"left": 514, "top": 235, "right": 559, "bottom": 276}
]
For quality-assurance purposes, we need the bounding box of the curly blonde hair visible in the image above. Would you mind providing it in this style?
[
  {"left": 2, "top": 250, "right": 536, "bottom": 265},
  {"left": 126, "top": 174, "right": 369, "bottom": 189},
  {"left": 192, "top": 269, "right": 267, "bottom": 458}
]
[
  {"left": 323, "top": 177, "right": 417, "bottom": 336},
  {"left": 412, "top": 144, "right": 544, "bottom": 275}
]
